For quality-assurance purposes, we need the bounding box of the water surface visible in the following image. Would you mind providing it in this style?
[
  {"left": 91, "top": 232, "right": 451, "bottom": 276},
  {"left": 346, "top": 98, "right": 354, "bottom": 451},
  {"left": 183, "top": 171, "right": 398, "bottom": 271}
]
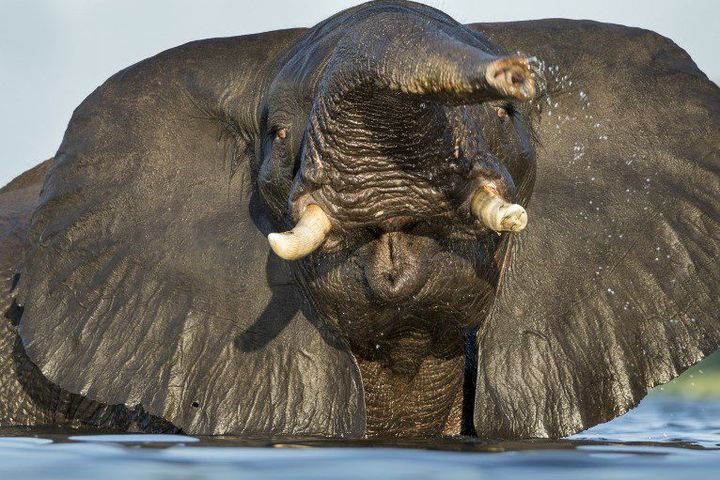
[{"left": 0, "top": 396, "right": 718, "bottom": 480}]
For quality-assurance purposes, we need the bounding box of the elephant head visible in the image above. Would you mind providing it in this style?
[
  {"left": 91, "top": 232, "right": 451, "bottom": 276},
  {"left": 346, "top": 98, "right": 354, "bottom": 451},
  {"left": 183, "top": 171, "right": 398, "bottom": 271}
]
[
  {"left": 260, "top": 6, "right": 538, "bottom": 374},
  {"left": 12, "top": 1, "right": 720, "bottom": 438}
]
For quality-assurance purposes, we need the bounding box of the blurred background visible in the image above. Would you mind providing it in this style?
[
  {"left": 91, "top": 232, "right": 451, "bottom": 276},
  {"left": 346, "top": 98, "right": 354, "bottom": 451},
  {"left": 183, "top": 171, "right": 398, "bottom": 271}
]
[
  {"left": 0, "top": 0, "right": 718, "bottom": 395},
  {"left": 660, "top": 351, "right": 720, "bottom": 397}
]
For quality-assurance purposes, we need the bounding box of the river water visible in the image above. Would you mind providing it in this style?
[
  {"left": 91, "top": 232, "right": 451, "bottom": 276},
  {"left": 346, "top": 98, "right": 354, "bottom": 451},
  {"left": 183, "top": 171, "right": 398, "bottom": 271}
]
[{"left": 0, "top": 395, "right": 717, "bottom": 480}]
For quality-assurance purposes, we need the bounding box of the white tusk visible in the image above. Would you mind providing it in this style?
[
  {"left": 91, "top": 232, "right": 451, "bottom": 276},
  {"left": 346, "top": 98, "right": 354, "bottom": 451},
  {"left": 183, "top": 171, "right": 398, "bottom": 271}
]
[
  {"left": 471, "top": 188, "right": 528, "bottom": 232},
  {"left": 268, "top": 204, "right": 332, "bottom": 260}
]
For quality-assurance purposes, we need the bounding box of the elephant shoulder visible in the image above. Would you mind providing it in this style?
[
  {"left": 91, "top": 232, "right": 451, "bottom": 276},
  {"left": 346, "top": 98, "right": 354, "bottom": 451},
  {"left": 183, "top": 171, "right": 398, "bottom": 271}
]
[{"left": 0, "top": 160, "right": 51, "bottom": 295}]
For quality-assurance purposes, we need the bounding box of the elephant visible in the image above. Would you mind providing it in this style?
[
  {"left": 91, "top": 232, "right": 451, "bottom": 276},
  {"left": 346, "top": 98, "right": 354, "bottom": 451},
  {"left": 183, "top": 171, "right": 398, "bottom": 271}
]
[{"left": 0, "top": 0, "right": 718, "bottom": 439}]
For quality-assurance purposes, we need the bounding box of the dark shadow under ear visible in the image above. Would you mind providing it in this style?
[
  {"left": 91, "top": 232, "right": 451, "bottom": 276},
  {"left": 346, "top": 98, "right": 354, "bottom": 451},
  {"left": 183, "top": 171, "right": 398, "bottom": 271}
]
[
  {"left": 234, "top": 254, "right": 300, "bottom": 352},
  {"left": 235, "top": 194, "right": 299, "bottom": 352}
]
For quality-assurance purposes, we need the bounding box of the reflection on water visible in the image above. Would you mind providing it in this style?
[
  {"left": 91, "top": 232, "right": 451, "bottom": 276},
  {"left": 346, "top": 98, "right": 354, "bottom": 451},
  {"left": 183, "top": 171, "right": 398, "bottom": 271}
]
[{"left": 0, "top": 396, "right": 718, "bottom": 480}]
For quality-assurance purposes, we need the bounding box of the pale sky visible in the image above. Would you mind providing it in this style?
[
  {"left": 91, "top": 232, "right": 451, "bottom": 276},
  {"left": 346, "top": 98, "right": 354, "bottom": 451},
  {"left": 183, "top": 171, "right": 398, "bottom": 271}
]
[{"left": 1, "top": 0, "right": 717, "bottom": 186}]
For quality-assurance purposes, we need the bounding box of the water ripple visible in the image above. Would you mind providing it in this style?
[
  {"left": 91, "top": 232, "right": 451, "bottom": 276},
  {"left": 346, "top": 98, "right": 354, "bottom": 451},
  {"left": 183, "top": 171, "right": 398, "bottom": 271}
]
[{"left": 0, "top": 396, "right": 718, "bottom": 480}]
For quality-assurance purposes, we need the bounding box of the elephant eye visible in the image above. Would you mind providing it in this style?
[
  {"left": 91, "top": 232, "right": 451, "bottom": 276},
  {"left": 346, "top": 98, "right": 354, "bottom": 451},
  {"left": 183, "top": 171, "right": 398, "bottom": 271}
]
[{"left": 271, "top": 127, "right": 290, "bottom": 163}]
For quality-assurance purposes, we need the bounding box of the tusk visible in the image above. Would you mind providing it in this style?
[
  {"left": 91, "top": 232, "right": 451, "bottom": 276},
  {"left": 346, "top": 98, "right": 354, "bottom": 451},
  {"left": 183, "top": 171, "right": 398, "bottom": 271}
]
[
  {"left": 268, "top": 204, "right": 332, "bottom": 260},
  {"left": 471, "top": 188, "right": 528, "bottom": 232}
]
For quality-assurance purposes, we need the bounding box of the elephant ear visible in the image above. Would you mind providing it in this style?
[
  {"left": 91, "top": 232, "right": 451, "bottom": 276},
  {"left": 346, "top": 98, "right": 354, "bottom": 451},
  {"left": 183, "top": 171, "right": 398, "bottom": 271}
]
[
  {"left": 15, "top": 32, "right": 366, "bottom": 436},
  {"left": 469, "top": 20, "right": 720, "bottom": 438}
]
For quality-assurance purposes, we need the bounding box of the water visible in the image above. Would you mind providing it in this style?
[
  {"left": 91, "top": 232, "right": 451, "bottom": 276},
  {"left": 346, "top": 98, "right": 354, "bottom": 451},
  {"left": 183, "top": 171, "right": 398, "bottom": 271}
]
[{"left": 0, "top": 396, "right": 717, "bottom": 480}]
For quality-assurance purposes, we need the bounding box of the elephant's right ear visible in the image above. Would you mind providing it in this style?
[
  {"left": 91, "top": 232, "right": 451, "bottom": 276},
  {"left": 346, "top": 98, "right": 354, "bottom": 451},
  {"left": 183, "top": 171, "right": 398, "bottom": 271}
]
[
  {"left": 15, "top": 33, "right": 366, "bottom": 436},
  {"left": 469, "top": 20, "right": 720, "bottom": 438}
]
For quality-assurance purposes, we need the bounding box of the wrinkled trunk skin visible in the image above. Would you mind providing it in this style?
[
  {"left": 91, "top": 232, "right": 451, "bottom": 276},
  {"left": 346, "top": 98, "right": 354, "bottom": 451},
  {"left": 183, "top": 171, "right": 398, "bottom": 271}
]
[
  {"left": 252, "top": 1, "right": 535, "bottom": 436},
  {"left": 287, "top": 70, "right": 514, "bottom": 436}
]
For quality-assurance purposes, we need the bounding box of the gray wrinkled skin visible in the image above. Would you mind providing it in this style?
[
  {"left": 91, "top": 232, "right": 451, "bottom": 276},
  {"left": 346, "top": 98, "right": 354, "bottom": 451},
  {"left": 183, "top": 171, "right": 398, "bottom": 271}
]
[{"left": 1, "top": 1, "right": 718, "bottom": 439}]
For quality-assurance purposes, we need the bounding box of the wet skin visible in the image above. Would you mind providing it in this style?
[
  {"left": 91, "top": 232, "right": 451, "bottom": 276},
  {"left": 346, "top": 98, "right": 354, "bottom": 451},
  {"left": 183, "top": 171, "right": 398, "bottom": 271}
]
[
  {"left": 257, "top": 12, "right": 538, "bottom": 434},
  {"left": 1, "top": 1, "right": 718, "bottom": 439}
]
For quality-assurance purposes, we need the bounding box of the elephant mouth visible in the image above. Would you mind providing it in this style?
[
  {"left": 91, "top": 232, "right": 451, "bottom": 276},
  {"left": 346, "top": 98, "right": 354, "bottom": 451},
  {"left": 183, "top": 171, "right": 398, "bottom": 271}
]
[
  {"left": 363, "top": 230, "right": 432, "bottom": 304},
  {"left": 267, "top": 182, "right": 527, "bottom": 262}
]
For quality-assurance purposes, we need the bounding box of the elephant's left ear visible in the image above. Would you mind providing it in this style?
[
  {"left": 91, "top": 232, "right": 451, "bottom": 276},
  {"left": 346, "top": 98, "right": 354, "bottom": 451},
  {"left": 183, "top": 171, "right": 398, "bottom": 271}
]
[
  {"left": 469, "top": 20, "right": 720, "bottom": 438},
  {"left": 13, "top": 33, "right": 365, "bottom": 436}
]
